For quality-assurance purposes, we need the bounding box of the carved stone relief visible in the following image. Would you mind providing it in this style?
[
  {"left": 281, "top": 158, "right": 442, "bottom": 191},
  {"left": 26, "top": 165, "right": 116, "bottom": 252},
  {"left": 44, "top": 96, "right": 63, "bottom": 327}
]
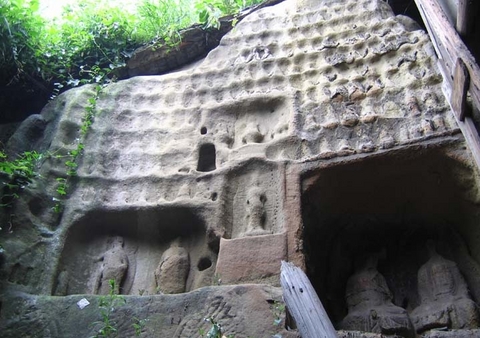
[
  {"left": 54, "top": 207, "right": 215, "bottom": 296},
  {"left": 245, "top": 186, "right": 268, "bottom": 236},
  {"left": 340, "top": 254, "right": 414, "bottom": 337},
  {"left": 92, "top": 235, "right": 129, "bottom": 295},
  {"left": 411, "top": 241, "right": 479, "bottom": 333},
  {"left": 154, "top": 238, "right": 190, "bottom": 294},
  {"left": 224, "top": 162, "right": 284, "bottom": 239}
]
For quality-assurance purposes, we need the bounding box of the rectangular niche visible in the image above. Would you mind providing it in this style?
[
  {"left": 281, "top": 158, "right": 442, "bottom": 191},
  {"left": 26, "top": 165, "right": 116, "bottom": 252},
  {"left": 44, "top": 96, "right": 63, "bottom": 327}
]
[
  {"left": 301, "top": 146, "right": 480, "bottom": 334},
  {"left": 220, "top": 159, "right": 286, "bottom": 239},
  {"left": 54, "top": 206, "right": 217, "bottom": 296}
]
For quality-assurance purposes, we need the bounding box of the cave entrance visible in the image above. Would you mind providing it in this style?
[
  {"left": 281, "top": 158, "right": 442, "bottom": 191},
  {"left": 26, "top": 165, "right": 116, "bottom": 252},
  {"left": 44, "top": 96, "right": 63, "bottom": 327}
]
[{"left": 301, "top": 148, "right": 480, "bottom": 330}]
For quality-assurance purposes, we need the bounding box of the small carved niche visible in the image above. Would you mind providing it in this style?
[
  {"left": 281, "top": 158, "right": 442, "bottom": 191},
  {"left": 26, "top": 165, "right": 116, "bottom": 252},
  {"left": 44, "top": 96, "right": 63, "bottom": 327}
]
[
  {"left": 221, "top": 160, "right": 284, "bottom": 239},
  {"left": 197, "top": 143, "right": 216, "bottom": 172}
]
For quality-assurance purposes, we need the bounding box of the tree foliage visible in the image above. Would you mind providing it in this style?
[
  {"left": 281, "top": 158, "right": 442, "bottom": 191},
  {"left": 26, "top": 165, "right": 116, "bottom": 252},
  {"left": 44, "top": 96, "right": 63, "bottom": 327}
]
[{"left": 0, "top": 0, "right": 264, "bottom": 98}]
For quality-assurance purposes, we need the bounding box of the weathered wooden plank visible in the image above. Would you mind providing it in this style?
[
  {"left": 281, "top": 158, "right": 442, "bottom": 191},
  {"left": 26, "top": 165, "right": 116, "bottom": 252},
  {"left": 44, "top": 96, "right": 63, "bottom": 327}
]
[
  {"left": 441, "top": 61, "right": 480, "bottom": 170},
  {"left": 414, "top": 0, "right": 480, "bottom": 110},
  {"left": 451, "top": 58, "right": 470, "bottom": 121},
  {"left": 280, "top": 261, "right": 337, "bottom": 338},
  {"left": 415, "top": 0, "right": 480, "bottom": 173}
]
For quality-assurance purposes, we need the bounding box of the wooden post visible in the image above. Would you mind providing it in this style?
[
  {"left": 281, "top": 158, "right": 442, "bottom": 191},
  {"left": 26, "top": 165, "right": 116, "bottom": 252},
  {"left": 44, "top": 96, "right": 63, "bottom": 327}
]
[
  {"left": 451, "top": 58, "right": 470, "bottom": 121},
  {"left": 414, "top": 0, "right": 480, "bottom": 108},
  {"left": 456, "top": 0, "right": 472, "bottom": 37},
  {"left": 280, "top": 261, "right": 337, "bottom": 338},
  {"left": 415, "top": 0, "right": 480, "bottom": 172}
]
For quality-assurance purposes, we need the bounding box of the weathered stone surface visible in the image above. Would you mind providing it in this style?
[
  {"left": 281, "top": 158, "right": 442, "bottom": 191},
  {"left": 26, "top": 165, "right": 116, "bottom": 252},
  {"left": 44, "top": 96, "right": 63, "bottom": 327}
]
[
  {"left": 215, "top": 233, "right": 286, "bottom": 284},
  {"left": 421, "top": 329, "right": 480, "bottom": 338},
  {"left": 1, "top": 0, "right": 480, "bottom": 337},
  {"left": 125, "top": 0, "right": 286, "bottom": 77},
  {"left": 0, "top": 284, "right": 291, "bottom": 338}
]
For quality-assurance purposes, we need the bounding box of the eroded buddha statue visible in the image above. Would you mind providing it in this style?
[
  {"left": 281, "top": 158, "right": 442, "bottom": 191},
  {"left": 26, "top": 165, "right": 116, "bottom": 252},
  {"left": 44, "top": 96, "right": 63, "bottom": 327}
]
[
  {"left": 154, "top": 239, "right": 190, "bottom": 294},
  {"left": 410, "top": 241, "right": 479, "bottom": 333},
  {"left": 94, "top": 235, "right": 128, "bottom": 295},
  {"left": 245, "top": 186, "right": 268, "bottom": 236},
  {"left": 341, "top": 254, "right": 414, "bottom": 337}
]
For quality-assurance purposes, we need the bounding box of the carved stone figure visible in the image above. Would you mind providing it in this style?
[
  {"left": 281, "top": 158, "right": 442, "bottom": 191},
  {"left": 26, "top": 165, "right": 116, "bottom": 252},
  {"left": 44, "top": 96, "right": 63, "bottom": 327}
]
[
  {"left": 94, "top": 236, "right": 128, "bottom": 295},
  {"left": 154, "top": 239, "right": 190, "bottom": 294},
  {"left": 242, "top": 122, "right": 264, "bottom": 144},
  {"left": 341, "top": 254, "right": 414, "bottom": 337},
  {"left": 411, "top": 241, "right": 479, "bottom": 333},
  {"left": 245, "top": 186, "right": 268, "bottom": 236},
  {"left": 54, "top": 270, "right": 69, "bottom": 296}
]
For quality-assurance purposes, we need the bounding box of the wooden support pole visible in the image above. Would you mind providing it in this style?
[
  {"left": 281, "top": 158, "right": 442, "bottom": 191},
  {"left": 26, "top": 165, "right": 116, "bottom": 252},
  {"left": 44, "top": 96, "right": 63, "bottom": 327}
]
[
  {"left": 452, "top": 58, "right": 470, "bottom": 121},
  {"left": 415, "top": 0, "right": 480, "bottom": 172},
  {"left": 280, "top": 261, "right": 337, "bottom": 338},
  {"left": 456, "top": 0, "right": 472, "bottom": 37},
  {"left": 442, "top": 67, "right": 480, "bottom": 171},
  {"left": 414, "top": 0, "right": 480, "bottom": 109}
]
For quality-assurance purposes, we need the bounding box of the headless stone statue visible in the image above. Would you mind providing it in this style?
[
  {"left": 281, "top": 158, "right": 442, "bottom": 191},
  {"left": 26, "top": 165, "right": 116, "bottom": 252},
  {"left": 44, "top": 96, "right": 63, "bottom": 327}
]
[
  {"left": 94, "top": 236, "right": 128, "bottom": 295},
  {"left": 154, "top": 239, "right": 189, "bottom": 294},
  {"left": 411, "top": 241, "right": 479, "bottom": 333},
  {"left": 341, "top": 254, "right": 414, "bottom": 337},
  {"left": 245, "top": 186, "right": 268, "bottom": 236}
]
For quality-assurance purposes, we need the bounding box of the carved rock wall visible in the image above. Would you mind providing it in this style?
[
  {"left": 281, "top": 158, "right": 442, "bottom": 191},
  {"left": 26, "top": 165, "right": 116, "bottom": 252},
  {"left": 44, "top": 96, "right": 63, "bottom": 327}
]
[{"left": 1, "top": 0, "right": 480, "bottom": 337}]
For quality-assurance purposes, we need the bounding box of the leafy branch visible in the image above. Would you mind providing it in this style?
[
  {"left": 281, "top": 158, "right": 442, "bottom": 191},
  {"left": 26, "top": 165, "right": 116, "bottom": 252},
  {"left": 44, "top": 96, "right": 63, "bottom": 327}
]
[{"left": 0, "top": 150, "right": 42, "bottom": 209}]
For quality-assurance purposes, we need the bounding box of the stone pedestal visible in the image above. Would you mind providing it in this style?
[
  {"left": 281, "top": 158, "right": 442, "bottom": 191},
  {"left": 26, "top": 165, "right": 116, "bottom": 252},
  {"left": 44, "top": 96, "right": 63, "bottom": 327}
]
[{"left": 215, "top": 232, "right": 287, "bottom": 284}]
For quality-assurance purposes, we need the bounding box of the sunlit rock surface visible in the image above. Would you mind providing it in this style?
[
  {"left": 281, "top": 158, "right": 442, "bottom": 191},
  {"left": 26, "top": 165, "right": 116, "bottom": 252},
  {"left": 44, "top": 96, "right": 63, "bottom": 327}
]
[{"left": 2, "top": 0, "right": 480, "bottom": 337}]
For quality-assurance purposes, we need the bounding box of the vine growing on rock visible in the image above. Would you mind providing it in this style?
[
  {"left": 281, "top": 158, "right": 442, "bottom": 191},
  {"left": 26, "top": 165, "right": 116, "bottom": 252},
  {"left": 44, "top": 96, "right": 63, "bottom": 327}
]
[{"left": 52, "top": 83, "right": 102, "bottom": 213}]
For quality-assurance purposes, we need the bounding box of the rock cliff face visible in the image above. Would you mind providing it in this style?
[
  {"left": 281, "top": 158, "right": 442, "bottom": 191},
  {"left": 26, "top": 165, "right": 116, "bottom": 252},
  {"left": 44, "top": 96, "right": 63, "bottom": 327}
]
[{"left": 2, "top": 0, "right": 480, "bottom": 337}]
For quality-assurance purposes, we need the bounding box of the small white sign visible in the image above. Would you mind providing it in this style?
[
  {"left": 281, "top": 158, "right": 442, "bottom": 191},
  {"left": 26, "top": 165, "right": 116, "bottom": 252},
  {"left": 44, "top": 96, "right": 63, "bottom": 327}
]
[{"left": 77, "top": 298, "right": 90, "bottom": 309}]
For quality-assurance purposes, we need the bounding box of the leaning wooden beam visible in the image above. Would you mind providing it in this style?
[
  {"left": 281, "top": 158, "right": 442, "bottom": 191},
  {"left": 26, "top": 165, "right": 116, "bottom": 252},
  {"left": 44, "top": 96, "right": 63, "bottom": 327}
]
[
  {"left": 280, "top": 261, "right": 337, "bottom": 338},
  {"left": 452, "top": 58, "right": 470, "bottom": 122},
  {"left": 415, "top": 0, "right": 480, "bottom": 171},
  {"left": 414, "top": 0, "right": 480, "bottom": 109},
  {"left": 441, "top": 60, "right": 480, "bottom": 169}
]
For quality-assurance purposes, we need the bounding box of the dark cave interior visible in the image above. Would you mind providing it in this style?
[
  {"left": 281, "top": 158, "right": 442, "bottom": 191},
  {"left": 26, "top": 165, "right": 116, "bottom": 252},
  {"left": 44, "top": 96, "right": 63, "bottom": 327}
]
[{"left": 302, "top": 148, "right": 480, "bottom": 327}]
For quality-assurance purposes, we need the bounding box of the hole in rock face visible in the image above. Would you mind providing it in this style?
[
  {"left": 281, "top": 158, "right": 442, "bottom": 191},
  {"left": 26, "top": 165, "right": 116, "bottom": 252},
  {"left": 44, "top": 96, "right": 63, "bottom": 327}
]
[
  {"left": 200, "top": 127, "right": 207, "bottom": 135},
  {"left": 197, "top": 143, "right": 216, "bottom": 172},
  {"left": 211, "top": 192, "right": 218, "bottom": 201},
  {"left": 301, "top": 149, "right": 480, "bottom": 331},
  {"left": 197, "top": 257, "right": 212, "bottom": 271}
]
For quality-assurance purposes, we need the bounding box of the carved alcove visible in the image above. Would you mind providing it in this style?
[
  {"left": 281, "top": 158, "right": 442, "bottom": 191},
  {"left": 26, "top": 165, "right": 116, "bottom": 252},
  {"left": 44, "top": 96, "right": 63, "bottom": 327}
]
[
  {"left": 221, "top": 159, "right": 285, "bottom": 239},
  {"left": 301, "top": 146, "right": 480, "bottom": 335},
  {"left": 54, "top": 206, "right": 217, "bottom": 296},
  {"left": 197, "top": 143, "right": 217, "bottom": 172}
]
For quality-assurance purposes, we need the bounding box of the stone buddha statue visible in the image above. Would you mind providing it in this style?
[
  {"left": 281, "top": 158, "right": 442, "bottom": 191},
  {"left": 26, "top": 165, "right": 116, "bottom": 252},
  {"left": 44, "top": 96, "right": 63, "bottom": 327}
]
[
  {"left": 245, "top": 186, "right": 268, "bottom": 236},
  {"left": 341, "top": 254, "right": 414, "bottom": 337},
  {"left": 154, "top": 239, "right": 190, "bottom": 294},
  {"left": 94, "top": 235, "right": 128, "bottom": 295},
  {"left": 411, "top": 241, "right": 479, "bottom": 333}
]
